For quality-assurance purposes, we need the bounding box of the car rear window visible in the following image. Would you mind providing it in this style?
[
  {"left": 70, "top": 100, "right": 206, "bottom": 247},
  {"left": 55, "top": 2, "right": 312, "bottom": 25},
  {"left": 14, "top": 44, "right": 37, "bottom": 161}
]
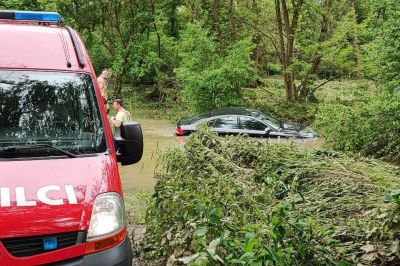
[
  {"left": 188, "top": 112, "right": 211, "bottom": 124},
  {"left": 0, "top": 70, "right": 106, "bottom": 158}
]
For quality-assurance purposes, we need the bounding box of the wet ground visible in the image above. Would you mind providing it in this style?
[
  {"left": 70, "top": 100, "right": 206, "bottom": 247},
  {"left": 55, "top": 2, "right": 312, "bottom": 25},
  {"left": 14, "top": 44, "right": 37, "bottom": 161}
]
[{"left": 119, "top": 118, "right": 322, "bottom": 193}]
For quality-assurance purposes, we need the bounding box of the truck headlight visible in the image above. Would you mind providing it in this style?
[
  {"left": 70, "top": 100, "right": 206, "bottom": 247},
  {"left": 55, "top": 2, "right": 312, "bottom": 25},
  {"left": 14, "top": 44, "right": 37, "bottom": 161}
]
[{"left": 85, "top": 192, "right": 127, "bottom": 254}]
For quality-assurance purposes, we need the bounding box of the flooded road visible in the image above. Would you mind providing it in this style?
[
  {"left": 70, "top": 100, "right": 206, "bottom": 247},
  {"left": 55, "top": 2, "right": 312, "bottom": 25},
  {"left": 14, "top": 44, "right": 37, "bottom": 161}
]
[
  {"left": 119, "top": 118, "right": 177, "bottom": 193},
  {"left": 119, "top": 118, "right": 322, "bottom": 193}
]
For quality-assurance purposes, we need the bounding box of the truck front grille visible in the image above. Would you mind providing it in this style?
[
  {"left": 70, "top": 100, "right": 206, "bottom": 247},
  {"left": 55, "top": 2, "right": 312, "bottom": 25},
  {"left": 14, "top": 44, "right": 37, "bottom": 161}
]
[{"left": 1, "top": 231, "right": 85, "bottom": 257}]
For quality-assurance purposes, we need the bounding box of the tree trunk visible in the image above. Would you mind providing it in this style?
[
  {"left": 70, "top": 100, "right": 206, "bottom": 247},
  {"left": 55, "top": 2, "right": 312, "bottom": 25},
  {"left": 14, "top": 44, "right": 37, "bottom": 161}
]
[
  {"left": 150, "top": 0, "right": 161, "bottom": 57},
  {"left": 166, "top": 0, "right": 179, "bottom": 38},
  {"left": 114, "top": 51, "right": 129, "bottom": 99},
  {"left": 228, "top": 0, "right": 235, "bottom": 40},
  {"left": 114, "top": 75, "right": 123, "bottom": 98},
  {"left": 298, "top": 0, "right": 332, "bottom": 100},
  {"left": 274, "top": 0, "right": 302, "bottom": 102},
  {"left": 352, "top": 0, "right": 361, "bottom": 75},
  {"left": 212, "top": 0, "right": 223, "bottom": 48},
  {"left": 251, "top": 0, "right": 261, "bottom": 66}
]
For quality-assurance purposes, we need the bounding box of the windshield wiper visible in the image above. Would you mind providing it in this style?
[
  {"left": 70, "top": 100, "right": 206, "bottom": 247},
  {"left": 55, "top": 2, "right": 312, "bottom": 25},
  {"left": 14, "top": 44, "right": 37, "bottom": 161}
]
[{"left": 1, "top": 144, "right": 77, "bottom": 158}]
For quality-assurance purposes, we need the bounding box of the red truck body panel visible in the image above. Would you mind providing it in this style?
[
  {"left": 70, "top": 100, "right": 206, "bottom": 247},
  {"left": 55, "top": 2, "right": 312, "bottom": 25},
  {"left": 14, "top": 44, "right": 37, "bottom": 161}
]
[
  {"left": 0, "top": 23, "right": 86, "bottom": 72},
  {"left": 0, "top": 155, "right": 121, "bottom": 239}
]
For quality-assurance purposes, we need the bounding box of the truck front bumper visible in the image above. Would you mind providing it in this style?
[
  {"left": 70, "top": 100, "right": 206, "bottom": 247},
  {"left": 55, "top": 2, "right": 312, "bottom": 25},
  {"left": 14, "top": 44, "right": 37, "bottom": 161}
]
[{"left": 45, "top": 236, "right": 132, "bottom": 266}]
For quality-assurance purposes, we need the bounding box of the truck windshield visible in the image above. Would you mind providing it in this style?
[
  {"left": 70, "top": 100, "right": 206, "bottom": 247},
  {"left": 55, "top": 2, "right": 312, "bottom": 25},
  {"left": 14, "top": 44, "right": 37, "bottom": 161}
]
[{"left": 0, "top": 70, "right": 107, "bottom": 158}]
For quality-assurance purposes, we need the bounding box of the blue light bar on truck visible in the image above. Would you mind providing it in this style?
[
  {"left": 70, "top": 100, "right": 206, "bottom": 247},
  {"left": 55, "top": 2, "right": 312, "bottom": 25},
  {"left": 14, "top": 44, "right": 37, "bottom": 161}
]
[{"left": 0, "top": 11, "right": 62, "bottom": 23}]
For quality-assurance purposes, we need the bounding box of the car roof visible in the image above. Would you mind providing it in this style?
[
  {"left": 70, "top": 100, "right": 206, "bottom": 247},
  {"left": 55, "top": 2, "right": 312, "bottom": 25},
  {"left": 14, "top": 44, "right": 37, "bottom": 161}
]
[
  {"left": 0, "top": 22, "right": 91, "bottom": 72},
  {"left": 179, "top": 107, "right": 266, "bottom": 126},
  {"left": 209, "top": 107, "right": 261, "bottom": 117}
]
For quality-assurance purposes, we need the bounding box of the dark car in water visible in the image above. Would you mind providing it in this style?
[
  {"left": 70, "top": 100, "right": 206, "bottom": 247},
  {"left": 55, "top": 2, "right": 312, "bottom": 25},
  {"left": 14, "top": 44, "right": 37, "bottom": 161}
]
[{"left": 176, "top": 107, "right": 318, "bottom": 139}]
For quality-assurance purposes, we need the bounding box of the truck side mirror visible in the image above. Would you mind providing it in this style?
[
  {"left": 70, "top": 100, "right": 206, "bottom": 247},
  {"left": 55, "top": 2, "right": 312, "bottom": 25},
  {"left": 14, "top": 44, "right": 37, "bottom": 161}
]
[
  {"left": 114, "top": 121, "right": 143, "bottom": 165},
  {"left": 265, "top": 127, "right": 272, "bottom": 134}
]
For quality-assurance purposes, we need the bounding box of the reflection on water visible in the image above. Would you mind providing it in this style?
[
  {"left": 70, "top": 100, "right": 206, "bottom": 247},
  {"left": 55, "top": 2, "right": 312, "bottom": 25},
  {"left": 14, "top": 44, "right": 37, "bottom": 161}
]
[
  {"left": 119, "top": 119, "right": 322, "bottom": 193},
  {"left": 119, "top": 119, "right": 177, "bottom": 193}
]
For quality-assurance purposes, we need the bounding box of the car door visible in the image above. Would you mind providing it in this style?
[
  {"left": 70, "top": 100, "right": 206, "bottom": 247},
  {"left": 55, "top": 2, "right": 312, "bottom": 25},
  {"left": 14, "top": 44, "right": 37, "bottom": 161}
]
[
  {"left": 239, "top": 116, "right": 269, "bottom": 137},
  {"left": 211, "top": 116, "right": 240, "bottom": 135}
]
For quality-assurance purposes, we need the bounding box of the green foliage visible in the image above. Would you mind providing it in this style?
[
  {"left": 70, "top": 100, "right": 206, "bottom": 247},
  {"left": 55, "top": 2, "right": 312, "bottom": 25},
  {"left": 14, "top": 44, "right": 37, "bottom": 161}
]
[
  {"left": 125, "top": 189, "right": 153, "bottom": 224},
  {"left": 175, "top": 23, "right": 255, "bottom": 112},
  {"left": 385, "top": 189, "right": 400, "bottom": 230},
  {"left": 316, "top": 92, "right": 400, "bottom": 162},
  {"left": 81, "top": 31, "right": 112, "bottom": 73},
  {"left": 242, "top": 79, "right": 377, "bottom": 125},
  {"left": 361, "top": 0, "right": 400, "bottom": 90},
  {"left": 138, "top": 127, "right": 400, "bottom": 265},
  {"left": 0, "top": 0, "right": 42, "bottom": 10},
  {"left": 256, "top": 100, "right": 318, "bottom": 126},
  {"left": 2, "top": 0, "right": 396, "bottom": 104},
  {"left": 319, "top": 8, "right": 359, "bottom": 76}
]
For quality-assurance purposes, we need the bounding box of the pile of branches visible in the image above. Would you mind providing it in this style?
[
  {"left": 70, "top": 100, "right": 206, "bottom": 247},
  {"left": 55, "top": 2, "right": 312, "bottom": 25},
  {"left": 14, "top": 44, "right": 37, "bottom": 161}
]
[{"left": 137, "top": 127, "right": 400, "bottom": 265}]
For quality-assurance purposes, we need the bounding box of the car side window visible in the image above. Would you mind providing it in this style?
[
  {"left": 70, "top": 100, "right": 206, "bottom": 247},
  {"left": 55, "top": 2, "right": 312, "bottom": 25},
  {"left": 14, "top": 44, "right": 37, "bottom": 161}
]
[
  {"left": 240, "top": 116, "right": 267, "bottom": 131},
  {"left": 207, "top": 119, "right": 216, "bottom": 127},
  {"left": 213, "top": 116, "right": 239, "bottom": 129}
]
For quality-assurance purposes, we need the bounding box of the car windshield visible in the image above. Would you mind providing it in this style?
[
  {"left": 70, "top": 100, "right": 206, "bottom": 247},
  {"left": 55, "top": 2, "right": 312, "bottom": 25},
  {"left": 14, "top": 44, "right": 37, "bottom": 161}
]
[
  {"left": 0, "top": 70, "right": 107, "bottom": 158},
  {"left": 258, "top": 114, "right": 282, "bottom": 129}
]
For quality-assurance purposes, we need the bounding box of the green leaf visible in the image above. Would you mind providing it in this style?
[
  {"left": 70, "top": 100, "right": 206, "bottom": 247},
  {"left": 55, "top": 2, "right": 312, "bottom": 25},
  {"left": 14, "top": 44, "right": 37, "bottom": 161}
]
[
  {"left": 208, "top": 238, "right": 221, "bottom": 249},
  {"left": 178, "top": 254, "right": 200, "bottom": 264},
  {"left": 194, "top": 227, "right": 208, "bottom": 237}
]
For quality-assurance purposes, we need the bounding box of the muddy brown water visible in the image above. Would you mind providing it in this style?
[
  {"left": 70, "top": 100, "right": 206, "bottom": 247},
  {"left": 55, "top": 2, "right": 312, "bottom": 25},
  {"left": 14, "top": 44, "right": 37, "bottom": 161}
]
[
  {"left": 119, "top": 118, "right": 178, "bottom": 193},
  {"left": 119, "top": 119, "right": 322, "bottom": 193}
]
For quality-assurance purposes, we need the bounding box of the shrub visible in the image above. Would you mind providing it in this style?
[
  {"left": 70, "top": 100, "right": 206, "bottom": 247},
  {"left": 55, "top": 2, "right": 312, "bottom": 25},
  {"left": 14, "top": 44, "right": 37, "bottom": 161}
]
[
  {"left": 175, "top": 23, "right": 255, "bottom": 113},
  {"left": 316, "top": 93, "right": 400, "bottom": 162},
  {"left": 242, "top": 88, "right": 318, "bottom": 125},
  {"left": 137, "top": 127, "right": 400, "bottom": 265}
]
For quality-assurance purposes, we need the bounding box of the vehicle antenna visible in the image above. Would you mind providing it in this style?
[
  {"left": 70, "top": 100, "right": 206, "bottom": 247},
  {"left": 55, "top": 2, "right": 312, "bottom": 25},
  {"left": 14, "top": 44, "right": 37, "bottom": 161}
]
[{"left": 58, "top": 28, "right": 72, "bottom": 68}]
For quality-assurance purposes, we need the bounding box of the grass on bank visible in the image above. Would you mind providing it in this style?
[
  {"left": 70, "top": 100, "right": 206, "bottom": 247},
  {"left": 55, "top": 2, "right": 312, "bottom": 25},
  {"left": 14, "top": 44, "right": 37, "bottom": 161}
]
[{"left": 125, "top": 189, "right": 153, "bottom": 225}]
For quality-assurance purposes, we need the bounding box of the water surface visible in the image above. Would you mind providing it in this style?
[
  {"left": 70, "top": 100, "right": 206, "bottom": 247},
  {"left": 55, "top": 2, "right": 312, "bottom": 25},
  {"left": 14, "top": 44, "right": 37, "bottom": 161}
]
[{"left": 119, "top": 118, "right": 177, "bottom": 192}]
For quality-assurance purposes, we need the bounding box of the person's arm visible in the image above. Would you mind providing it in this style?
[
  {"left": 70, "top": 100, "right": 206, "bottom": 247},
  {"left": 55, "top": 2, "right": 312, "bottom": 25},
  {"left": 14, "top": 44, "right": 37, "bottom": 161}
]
[
  {"left": 109, "top": 112, "right": 123, "bottom": 127},
  {"left": 97, "top": 78, "right": 107, "bottom": 98},
  {"left": 109, "top": 117, "right": 122, "bottom": 128}
]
